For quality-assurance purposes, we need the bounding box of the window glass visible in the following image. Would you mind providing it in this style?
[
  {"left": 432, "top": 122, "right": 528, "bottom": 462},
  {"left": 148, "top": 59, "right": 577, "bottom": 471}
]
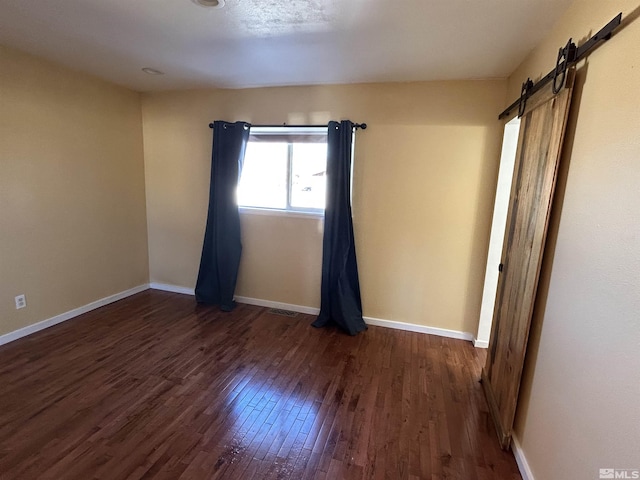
[
  {"left": 237, "top": 142, "right": 288, "bottom": 209},
  {"left": 290, "top": 143, "right": 327, "bottom": 210},
  {"left": 237, "top": 129, "right": 327, "bottom": 213}
]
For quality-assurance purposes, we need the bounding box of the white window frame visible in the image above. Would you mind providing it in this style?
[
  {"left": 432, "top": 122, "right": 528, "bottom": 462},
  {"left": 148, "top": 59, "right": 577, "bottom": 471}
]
[{"left": 238, "top": 126, "right": 327, "bottom": 218}]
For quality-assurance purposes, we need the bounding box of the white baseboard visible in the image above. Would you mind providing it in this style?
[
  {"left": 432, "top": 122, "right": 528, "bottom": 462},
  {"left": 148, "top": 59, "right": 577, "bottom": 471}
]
[
  {"left": 473, "top": 337, "right": 489, "bottom": 348},
  {"left": 0, "top": 284, "right": 150, "bottom": 347},
  {"left": 364, "top": 316, "right": 474, "bottom": 342},
  {"left": 236, "top": 297, "right": 475, "bottom": 342},
  {"left": 149, "top": 282, "right": 195, "bottom": 296},
  {"left": 147, "top": 283, "right": 475, "bottom": 343},
  {"left": 147, "top": 285, "right": 320, "bottom": 315},
  {"left": 0, "top": 280, "right": 478, "bottom": 348},
  {"left": 235, "top": 296, "right": 321, "bottom": 315},
  {"left": 512, "top": 434, "right": 534, "bottom": 480}
]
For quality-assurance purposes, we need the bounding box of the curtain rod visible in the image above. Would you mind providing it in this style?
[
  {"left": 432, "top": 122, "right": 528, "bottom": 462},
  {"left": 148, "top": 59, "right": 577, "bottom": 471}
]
[
  {"left": 499, "top": 13, "right": 622, "bottom": 120},
  {"left": 209, "top": 122, "right": 367, "bottom": 130}
]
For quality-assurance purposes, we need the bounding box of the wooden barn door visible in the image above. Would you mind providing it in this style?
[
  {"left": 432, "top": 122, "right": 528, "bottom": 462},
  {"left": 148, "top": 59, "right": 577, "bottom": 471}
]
[{"left": 482, "top": 74, "right": 574, "bottom": 449}]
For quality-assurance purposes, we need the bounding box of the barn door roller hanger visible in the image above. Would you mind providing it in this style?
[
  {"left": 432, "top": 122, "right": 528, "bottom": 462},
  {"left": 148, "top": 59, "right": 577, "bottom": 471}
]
[{"left": 501, "top": 13, "right": 622, "bottom": 120}]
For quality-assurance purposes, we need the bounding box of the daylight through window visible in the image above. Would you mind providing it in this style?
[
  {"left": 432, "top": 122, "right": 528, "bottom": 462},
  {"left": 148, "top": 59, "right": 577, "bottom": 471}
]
[{"left": 237, "top": 127, "right": 327, "bottom": 213}]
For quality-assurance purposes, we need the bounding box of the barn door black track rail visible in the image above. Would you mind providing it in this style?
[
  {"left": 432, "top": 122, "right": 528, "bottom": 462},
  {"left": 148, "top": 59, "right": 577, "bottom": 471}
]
[{"left": 499, "top": 13, "right": 622, "bottom": 120}]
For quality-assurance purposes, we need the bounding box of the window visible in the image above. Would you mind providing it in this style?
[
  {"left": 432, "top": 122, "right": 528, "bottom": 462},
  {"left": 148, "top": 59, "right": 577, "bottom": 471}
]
[{"left": 237, "top": 127, "right": 327, "bottom": 214}]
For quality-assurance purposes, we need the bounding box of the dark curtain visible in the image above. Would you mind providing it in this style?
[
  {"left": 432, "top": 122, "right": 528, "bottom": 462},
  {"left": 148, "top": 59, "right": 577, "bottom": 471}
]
[
  {"left": 312, "top": 120, "right": 367, "bottom": 335},
  {"left": 195, "top": 121, "right": 250, "bottom": 311}
]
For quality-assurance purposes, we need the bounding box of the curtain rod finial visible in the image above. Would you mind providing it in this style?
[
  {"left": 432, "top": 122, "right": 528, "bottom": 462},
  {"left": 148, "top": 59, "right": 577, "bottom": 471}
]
[{"left": 209, "top": 123, "right": 214, "bottom": 129}]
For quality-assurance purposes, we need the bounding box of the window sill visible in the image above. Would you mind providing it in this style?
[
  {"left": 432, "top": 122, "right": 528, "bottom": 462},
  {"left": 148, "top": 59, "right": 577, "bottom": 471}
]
[{"left": 239, "top": 206, "right": 324, "bottom": 219}]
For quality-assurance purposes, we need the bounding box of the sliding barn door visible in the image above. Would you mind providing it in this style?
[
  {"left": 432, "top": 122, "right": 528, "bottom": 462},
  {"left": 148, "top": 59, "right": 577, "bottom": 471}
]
[{"left": 482, "top": 75, "right": 574, "bottom": 449}]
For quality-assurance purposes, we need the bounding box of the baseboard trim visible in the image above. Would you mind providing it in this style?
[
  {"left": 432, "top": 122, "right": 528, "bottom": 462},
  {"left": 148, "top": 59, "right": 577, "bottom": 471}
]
[
  {"left": 235, "top": 296, "right": 321, "bottom": 316},
  {"left": 0, "top": 284, "right": 150, "bottom": 347},
  {"left": 149, "top": 282, "right": 195, "bottom": 296},
  {"left": 364, "top": 316, "right": 474, "bottom": 342},
  {"left": 148, "top": 283, "right": 475, "bottom": 343},
  {"left": 511, "top": 434, "right": 534, "bottom": 480},
  {"left": 235, "top": 298, "right": 474, "bottom": 342},
  {"left": 473, "top": 337, "right": 489, "bottom": 348}
]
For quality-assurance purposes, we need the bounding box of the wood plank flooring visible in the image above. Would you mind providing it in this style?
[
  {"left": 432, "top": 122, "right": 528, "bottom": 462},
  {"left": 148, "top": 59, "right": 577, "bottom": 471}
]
[{"left": 0, "top": 290, "right": 521, "bottom": 479}]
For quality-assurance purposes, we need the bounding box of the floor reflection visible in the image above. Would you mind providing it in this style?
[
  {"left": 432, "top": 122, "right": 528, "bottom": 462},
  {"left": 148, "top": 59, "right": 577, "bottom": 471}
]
[{"left": 204, "top": 370, "right": 322, "bottom": 474}]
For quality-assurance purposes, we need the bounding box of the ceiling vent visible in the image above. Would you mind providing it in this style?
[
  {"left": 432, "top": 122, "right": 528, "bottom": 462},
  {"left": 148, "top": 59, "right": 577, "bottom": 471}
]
[
  {"left": 192, "top": 0, "right": 225, "bottom": 8},
  {"left": 141, "top": 67, "right": 164, "bottom": 75}
]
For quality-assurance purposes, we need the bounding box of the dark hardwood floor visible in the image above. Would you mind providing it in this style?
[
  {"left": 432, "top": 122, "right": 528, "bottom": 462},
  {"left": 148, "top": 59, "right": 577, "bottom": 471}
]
[{"left": 0, "top": 290, "right": 521, "bottom": 479}]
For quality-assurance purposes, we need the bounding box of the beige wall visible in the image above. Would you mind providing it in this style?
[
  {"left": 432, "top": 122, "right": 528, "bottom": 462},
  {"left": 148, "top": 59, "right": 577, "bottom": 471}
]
[
  {"left": 0, "top": 46, "right": 149, "bottom": 337},
  {"left": 510, "top": 1, "right": 640, "bottom": 478},
  {"left": 142, "top": 80, "right": 506, "bottom": 334}
]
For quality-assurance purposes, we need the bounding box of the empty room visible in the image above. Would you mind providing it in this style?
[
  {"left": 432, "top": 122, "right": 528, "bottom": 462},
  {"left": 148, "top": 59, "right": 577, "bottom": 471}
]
[{"left": 1, "top": 0, "right": 638, "bottom": 479}]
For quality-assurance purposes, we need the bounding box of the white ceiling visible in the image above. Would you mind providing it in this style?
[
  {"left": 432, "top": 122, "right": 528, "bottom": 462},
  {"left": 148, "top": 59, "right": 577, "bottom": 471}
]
[{"left": 0, "top": 0, "right": 573, "bottom": 92}]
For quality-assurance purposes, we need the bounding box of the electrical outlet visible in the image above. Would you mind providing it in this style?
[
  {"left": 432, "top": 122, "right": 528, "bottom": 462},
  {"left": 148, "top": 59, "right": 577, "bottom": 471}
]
[{"left": 15, "top": 294, "right": 26, "bottom": 310}]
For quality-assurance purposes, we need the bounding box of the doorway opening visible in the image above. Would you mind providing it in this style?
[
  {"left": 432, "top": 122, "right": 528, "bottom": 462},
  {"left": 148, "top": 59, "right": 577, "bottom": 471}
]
[{"left": 475, "top": 116, "right": 521, "bottom": 347}]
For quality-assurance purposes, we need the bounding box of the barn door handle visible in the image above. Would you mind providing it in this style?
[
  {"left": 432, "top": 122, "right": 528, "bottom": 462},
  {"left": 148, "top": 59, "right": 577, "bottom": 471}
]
[{"left": 499, "top": 263, "right": 504, "bottom": 272}]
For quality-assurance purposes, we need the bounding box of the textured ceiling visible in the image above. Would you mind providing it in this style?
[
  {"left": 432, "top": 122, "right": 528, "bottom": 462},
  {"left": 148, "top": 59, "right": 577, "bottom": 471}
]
[{"left": 0, "top": 0, "right": 573, "bottom": 91}]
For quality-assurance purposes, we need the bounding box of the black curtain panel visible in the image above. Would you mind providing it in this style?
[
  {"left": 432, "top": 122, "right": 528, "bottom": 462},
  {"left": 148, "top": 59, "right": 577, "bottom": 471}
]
[
  {"left": 195, "top": 121, "right": 250, "bottom": 311},
  {"left": 312, "top": 120, "right": 367, "bottom": 335}
]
